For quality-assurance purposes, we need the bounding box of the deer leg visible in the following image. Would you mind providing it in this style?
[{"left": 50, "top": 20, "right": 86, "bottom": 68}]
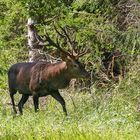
[
  {"left": 33, "top": 94, "right": 39, "bottom": 112},
  {"left": 10, "top": 92, "right": 17, "bottom": 114},
  {"left": 51, "top": 91, "right": 67, "bottom": 115},
  {"left": 18, "top": 94, "right": 29, "bottom": 115}
]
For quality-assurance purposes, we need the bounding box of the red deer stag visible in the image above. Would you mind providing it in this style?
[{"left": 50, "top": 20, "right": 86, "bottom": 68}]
[{"left": 8, "top": 26, "right": 89, "bottom": 115}]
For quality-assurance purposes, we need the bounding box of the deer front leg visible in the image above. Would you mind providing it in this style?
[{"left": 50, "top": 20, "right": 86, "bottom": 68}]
[
  {"left": 51, "top": 90, "right": 67, "bottom": 115},
  {"left": 18, "top": 94, "right": 29, "bottom": 115},
  {"left": 32, "top": 92, "right": 39, "bottom": 112}
]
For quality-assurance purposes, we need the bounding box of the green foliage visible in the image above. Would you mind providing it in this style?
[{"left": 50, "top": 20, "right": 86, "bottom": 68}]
[{"left": 0, "top": 0, "right": 140, "bottom": 67}]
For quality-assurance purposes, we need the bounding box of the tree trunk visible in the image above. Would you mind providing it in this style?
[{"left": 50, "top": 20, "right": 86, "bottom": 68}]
[{"left": 27, "top": 18, "right": 46, "bottom": 62}]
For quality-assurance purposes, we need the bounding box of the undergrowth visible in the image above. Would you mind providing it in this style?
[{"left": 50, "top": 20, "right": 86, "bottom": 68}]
[{"left": 0, "top": 60, "right": 140, "bottom": 140}]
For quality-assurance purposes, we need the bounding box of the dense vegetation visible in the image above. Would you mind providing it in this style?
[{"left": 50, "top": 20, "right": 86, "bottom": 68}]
[{"left": 0, "top": 0, "right": 140, "bottom": 139}]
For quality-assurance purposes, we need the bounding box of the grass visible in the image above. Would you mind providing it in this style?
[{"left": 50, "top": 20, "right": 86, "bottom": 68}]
[{"left": 0, "top": 63, "right": 140, "bottom": 140}]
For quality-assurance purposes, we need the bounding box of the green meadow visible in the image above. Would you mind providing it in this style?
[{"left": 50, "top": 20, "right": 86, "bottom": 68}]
[{"left": 0, "top": 62, "right": 140, "bottom": 140}]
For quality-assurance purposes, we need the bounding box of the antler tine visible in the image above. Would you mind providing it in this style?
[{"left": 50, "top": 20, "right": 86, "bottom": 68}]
[
  {"left": 53, "top": 24, "right": 65, "bottom": 38},
  {"left": 78, "top": 47, "right": 90, "bottom": 57},
  {"left": 73, "top": 33, "right": 77, "bottom": 45},
  {"left": 59, "top": 26, "right": 77, "bottom": 56},
  {"left": 44, "top": 29, "right": 71, "bottom": 57}
]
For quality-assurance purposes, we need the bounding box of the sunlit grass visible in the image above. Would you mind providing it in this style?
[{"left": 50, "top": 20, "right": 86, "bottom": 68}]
[{"left": 0, "top": 63, "right": 140, "bottom": 140}]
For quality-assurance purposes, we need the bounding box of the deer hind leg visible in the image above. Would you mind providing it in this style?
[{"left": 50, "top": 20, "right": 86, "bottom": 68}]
[
  {"left": 51, "top": 91, "right": 67, "bottom": 115},
  {"left": 10, "top": 94, "right": 17, "bottom": 114},
  {"left": 18, "top": 94, "right": 29, "bottom": 115},
  {"left": 9, "top": 90, "right": 17, "bottom": 114}
]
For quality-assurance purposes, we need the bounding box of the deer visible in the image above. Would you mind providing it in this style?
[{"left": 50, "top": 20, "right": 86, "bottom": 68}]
[{"left": 8, "top": 26, "right": 90, "bottom": 115}]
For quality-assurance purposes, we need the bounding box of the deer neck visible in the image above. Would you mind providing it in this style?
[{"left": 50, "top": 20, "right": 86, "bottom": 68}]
[{"left": 62, "top": 61, "right": 76, "bottom": 80}]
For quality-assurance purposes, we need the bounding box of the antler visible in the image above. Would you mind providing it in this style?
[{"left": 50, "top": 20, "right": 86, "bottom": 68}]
[
  {"left": 44, "top": 30, "right": 72, "bottom": 58},
  {"left": 77, "top": 47, "right": 90, "bottom": 57},
  {"left": 59, "top": 26, "right": 78, "bottom": 57},
  {"left": 58, "top": 26, "right": 90, "bottom": 58},
  {"left": 44, "top": 25, "right": 89, "bottom": 59}
]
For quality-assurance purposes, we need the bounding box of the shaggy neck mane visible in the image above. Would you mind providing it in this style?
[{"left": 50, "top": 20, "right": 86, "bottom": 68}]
[{"left": 32, "top": 61, "right": 69, "bottom": 80}]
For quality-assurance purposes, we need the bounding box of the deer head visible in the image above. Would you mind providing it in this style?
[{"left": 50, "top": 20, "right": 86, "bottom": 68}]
[{"left": 44, "top": 25, "right": 90, "bottom": 79}]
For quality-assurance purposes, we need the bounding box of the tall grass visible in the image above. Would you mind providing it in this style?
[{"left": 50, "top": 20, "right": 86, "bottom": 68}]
[{"left": 0, "top": 61, "right": 140, "bottom": 140}]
